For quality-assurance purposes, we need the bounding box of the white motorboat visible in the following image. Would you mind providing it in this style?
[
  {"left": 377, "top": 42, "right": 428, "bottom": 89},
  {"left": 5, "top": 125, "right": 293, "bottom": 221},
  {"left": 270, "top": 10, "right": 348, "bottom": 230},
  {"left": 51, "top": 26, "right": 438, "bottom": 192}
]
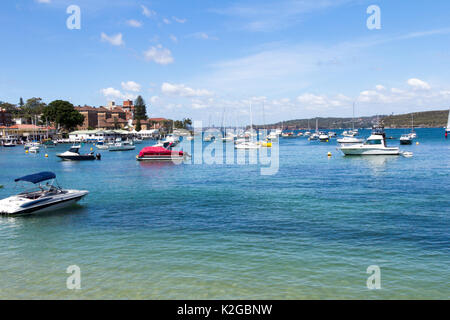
[
  {"left": 29, "top": 146, "right": 40, "bottom": 153},
  {"left": 57, "top": 145, "right": 100, "bottom": 160},
  {"left": 319, "top": 132, "right": 329, "bottom": 142},
  {"left": 0, "top": 172, "right": 88, "bottom": 216},
  {"left": 2, "top": 139, "right": 16, "bottom": 147},
  {"left": 24, "top": 141, "right": 41, "bottom": 150},
  {"left": 234, "top": 141, "right": 261, "bottom": 149},
  {"left": 339, "top": 126, "right": 400, "bottom": 155},
  {"left": 109, "top": 140, "right": 135, "bottom": 152},
  {"left": 400, "top": 134, "right": 413, "bottom": 145}
]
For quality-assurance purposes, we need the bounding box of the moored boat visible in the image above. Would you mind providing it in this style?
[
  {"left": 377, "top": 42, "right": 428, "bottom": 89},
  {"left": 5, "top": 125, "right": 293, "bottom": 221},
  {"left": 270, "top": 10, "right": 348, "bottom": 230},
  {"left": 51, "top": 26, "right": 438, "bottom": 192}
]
[
  {"left": 0, "top": 172, "right": 88, "bottom": 216},
  {"left": 339, "top": 126, "right": 400, "bottom": 155},
  {"left": 136, "top": 146, "right": 189, "bottom": 162},
  {"left": 57, "top": 146, "right": 100, "bottom": 161}
]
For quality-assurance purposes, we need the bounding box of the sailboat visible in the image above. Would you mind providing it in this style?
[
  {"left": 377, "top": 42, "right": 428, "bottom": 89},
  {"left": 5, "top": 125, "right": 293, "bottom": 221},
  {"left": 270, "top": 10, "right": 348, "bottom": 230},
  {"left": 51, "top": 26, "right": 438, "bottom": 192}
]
[
  {"left": 235, "top": 102, "right": 261, "bottom": 149},
  {"left": 445, "top": 107, "right": 450, "bottom": 134},
  {"left": 309, "top": 119, "right": 320, "bottom": 140}
]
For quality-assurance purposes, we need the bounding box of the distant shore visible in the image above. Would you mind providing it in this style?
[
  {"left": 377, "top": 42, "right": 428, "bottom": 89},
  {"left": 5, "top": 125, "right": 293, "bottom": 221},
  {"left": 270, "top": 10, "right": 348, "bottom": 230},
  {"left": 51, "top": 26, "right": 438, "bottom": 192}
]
[{"left": 256, "top": 109, "right": 449, "bottom": 130}]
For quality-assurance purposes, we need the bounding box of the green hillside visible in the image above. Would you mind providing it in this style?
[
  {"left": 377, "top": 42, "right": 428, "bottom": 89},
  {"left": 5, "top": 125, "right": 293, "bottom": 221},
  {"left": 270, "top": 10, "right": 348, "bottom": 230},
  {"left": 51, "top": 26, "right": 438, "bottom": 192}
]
[
  {"left": 381, "top": 110, "right": 449, "bottom": 128},
  {"left": 257, "top": 109, "right": 449, "bottom": 129}
]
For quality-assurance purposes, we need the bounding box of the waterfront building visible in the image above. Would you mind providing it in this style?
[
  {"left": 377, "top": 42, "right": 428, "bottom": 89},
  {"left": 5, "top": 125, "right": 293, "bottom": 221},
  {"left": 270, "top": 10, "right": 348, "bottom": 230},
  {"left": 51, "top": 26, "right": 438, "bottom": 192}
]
[{"left": 0, "top": 124, "right": 56, "bottom": 142}]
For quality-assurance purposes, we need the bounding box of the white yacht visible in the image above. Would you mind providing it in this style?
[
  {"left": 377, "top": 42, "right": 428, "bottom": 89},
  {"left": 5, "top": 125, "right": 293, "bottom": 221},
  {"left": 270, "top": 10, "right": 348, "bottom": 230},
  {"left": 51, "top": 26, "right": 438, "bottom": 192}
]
[
  {"left": 109, "top": 140, "right": 135, "bottom": 152},
  {"left": 339, "top": 126, "right": 400, "bottom": 155},
  {"left": 0, "top": 172, "right": 88, "bottom": 216}
]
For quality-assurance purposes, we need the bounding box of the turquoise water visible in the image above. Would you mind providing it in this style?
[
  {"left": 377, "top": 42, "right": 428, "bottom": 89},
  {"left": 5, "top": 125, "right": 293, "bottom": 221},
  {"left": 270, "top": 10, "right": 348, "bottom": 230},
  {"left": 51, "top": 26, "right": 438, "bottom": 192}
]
[{"left": 0, "top": 128, "right": 449, "bottom": 299}]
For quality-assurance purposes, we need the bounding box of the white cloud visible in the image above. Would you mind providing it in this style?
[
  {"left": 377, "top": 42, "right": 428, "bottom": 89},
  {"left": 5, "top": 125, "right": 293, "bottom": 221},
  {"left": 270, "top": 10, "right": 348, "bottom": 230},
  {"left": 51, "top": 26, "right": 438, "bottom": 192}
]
[
  {"left": 173, "top": 16, "right": 187, "bottom": 23},
  {"left": 297, "top": 93, "right": 350, "bottom": 109},
  {"left": 163, "top": 18, "right": 171, "bottom": 24},
  {"left": 161, "top": 83, "right": 213, "bottom": 98},
  {"left": 189, "top": 32, "right": 219, "bottom": 40},
  {"left": 144, "top": 45, "right": 174, "bottom": 65},
  {"left": 375, "top": 85, "right": 386, "bottom": 91},
  {"left": 36, "top": 0, "right": 51, "bottom": 3},
  {"left": 169, "top": 34, "right": 178, "bottom": 43},
  {"left": 127, "top": 19, "right": 142, "bottom": 28},
  {"left": 141, "top": 5, "right": 155, "bottom": 17},
  {"left": 407, "top": 78, "right": 431, "bottom": 90},
  {"left": 101, "top": 87, "right": 136, "bottom": 101},
  {"left": 101, "top": 32, "right": 124, "bottom": 46},
  {"left": 121, "top": 81, "right": 141, "bottom": 92}
]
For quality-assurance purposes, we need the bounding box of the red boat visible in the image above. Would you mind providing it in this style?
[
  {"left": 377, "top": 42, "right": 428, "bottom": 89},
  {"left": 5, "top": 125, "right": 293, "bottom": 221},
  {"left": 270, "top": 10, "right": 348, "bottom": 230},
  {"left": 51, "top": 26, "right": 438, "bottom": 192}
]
[{"left": 136, "top": 146, "right": 189, "bottom": 162}]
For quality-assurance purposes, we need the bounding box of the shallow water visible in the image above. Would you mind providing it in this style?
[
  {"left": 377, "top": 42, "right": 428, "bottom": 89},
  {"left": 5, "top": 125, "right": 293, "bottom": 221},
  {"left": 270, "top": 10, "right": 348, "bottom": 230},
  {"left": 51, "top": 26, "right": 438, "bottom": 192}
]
[{"left": 0, "top": 128, "right": 449, "bottom": 299}]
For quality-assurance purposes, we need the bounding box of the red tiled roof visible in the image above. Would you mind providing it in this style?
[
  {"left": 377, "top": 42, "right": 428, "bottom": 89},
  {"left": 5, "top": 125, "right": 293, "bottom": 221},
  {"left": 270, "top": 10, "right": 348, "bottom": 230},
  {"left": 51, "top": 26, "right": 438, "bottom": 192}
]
[{"left": 148, "top": 118, "right": 167, "bottom": 122}]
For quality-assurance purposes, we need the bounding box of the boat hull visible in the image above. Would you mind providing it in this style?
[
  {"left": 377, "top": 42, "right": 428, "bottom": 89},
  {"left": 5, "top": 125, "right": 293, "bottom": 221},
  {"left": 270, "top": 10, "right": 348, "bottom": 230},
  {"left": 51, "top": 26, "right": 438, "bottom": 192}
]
[
  {"left": 339, "top": 147, "right": 400, "bottom": 155},
  {"left": 0, "top": 191, "right": 88, "bottom": 216},
  {"left": 57, "top": 155, "right": 96, "bottom": 161}
]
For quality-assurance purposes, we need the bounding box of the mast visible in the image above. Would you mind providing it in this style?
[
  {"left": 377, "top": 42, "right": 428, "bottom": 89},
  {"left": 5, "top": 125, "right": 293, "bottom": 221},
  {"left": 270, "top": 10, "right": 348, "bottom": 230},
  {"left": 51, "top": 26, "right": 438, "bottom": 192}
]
[
  {"left": 249, "top": 101, "right": 253, "bottom": 135},
  {"left": 352, "top": 102, "right": 355, "bottom": 131},
  {"left": 447, "top": 107, "right": 450, "bottom": 130}
]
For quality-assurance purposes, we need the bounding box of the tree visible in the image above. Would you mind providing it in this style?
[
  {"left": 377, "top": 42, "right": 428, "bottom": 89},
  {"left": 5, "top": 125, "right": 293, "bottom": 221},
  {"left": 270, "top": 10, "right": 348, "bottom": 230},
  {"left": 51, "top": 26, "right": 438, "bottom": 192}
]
[
  {"left": 42, "top": 100, "right": 84, "bottom": 132},
  {"left": 0, "top": 102, "right": 17, "bottom": 113},
  {"left": 21, "top": 98, "right": 47, "bottom": 121},
  {"left": 183, "top": 118, "right": 192, "bottom": 129},
  {"left": 174, "top": 120, "right": 184, "bottom": 129},
  {"left": 135, "top": 119, "right": 142, "bottom": 132},
  {"left": 134, "top": 96, "right": 147, "bottom": 120},
  {"left": 19, "top": 97, "right": 24, "bottom": 107}
]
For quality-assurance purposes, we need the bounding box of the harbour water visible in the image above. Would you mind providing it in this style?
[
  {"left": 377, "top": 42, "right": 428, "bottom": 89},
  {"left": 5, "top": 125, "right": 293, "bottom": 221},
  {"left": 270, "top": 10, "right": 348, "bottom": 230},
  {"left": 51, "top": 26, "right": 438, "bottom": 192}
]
[{"left": 0, "top": 128, "right": 449, "bottom": 299}]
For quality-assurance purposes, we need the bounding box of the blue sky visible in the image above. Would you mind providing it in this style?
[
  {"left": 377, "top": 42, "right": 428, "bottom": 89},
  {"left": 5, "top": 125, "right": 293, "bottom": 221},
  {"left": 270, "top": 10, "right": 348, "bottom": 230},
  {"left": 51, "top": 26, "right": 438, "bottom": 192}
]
[{"left": 1, "top": 0, "right": 450, "bottom": 125}]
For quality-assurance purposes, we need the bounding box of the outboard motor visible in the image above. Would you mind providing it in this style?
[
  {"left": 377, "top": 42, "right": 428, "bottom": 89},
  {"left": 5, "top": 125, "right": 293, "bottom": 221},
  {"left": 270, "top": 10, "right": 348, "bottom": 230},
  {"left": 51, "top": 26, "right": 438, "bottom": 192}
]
[{"left": 96, "top": 153, "right": 101, "bottom": 160}]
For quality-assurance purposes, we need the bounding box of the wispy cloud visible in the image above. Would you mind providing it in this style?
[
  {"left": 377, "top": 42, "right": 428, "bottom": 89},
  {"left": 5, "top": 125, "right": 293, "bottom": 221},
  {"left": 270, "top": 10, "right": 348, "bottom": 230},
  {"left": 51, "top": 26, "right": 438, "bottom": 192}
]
[
  {"left": 126, "top": 19, "right": 142, "bottom": 28},
  {"left": 173, "top": 16, "right": 187, "bottom": 23},
  {"left": 188, "top": 32, "right": 219, "bottom": 41},
  {"left": 36, "top": 0, "right": 51, "bottom": 3},
  {"left": 101, "top": 32, "right": 124, "bottom": 46},
  {"left": 141, "top": 5, "right": 155, "bottom": 18},
  {"left": 211, "top": 0, "right": 353, "bottom": 32}
]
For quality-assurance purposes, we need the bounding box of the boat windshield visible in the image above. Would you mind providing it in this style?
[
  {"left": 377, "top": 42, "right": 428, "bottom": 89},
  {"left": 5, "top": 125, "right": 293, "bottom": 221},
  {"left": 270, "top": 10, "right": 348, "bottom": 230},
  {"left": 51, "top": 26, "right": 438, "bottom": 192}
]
[
  {"left": 365, "top": 139, "right": 382, "bottom": 145},
  {"left": 68, "top": 147, "right": 80, "bottom": 153}
]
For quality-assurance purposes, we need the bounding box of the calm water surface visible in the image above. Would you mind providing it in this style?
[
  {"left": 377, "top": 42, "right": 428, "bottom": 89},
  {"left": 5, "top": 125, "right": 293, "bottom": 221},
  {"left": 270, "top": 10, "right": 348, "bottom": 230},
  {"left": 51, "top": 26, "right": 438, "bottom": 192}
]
[{"left": 0, "top": 128, "right": 449, "bottom": 299}]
